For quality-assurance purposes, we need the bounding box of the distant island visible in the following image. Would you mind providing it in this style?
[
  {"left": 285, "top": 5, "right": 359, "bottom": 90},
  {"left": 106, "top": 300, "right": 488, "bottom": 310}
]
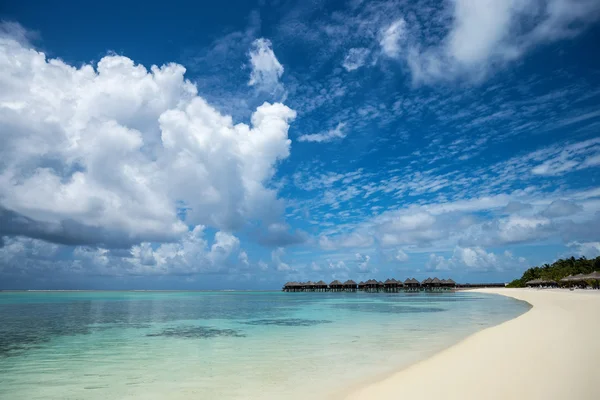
[{"left": 508, "top": 256, "right": 600, "bottom": 287}]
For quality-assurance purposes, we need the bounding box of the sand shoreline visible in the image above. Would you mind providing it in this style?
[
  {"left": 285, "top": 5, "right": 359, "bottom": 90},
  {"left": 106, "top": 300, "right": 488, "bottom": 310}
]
[{"left": 343, "top": 288, "right": 600, "bottom": 400}]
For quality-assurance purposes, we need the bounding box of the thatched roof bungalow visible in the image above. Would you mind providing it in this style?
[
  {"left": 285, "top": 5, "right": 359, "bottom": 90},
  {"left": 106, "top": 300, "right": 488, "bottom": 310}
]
[
  {"left": 329, "top": 280, "right": 344, "bottom": 291},
  {"left": 526, "top": 278, "right": 557, "bottom": 287},
  {"left": 343, "top": 280, "right": 358, "bottom": 291}
]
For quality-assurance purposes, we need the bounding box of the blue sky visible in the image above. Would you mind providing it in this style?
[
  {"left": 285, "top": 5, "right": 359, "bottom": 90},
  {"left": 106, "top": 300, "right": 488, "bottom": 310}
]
[{"left": 1, "top": 0, "right": 600, "bottom": 289}]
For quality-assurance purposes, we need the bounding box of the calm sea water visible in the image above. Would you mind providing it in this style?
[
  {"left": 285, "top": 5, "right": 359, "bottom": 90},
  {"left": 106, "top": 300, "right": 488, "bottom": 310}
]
[{"left": 0, "top": 291, "right": 529, "bottom": 400}]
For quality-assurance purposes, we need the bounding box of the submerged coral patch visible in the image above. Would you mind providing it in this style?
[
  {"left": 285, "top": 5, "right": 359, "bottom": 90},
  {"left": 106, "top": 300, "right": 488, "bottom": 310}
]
[
  {"left": 146, "top": 326, "right": 246, "bottom": 339},
  {"left": 242, "top": 318, "right": 332, "bottom": 327}
]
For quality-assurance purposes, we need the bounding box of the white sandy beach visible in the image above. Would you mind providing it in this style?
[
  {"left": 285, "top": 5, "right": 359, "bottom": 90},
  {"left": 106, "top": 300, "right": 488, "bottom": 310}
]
[{"left": 345, "top": 288, "right": 600, "bottom": 400}]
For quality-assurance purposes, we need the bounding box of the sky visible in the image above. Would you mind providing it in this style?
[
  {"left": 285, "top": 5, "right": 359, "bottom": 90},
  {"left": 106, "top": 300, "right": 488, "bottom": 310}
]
[{"left": 1, "top": 0, "right": 600, "bottom": 290}]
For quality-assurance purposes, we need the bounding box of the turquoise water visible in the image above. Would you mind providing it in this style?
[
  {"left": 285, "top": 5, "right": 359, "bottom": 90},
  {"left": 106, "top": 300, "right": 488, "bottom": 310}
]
[{"left": 0, "top": 291, "right": 530, "bottom": 400}]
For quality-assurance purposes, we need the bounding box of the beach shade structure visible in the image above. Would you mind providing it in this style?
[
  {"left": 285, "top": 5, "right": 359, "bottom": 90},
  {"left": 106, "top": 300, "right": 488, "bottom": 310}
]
[
  {"left": 580, "top": 271, "right": 600, "bottom": 289},
  {"left": 566, "top": 273, "right": 590, "bottom": 287},
  {"left": 526, "top": 279, "right": 558, "bottom": 288},
  {"left": 559, "top": 275, "right": 573, "bottom": 285},
  {"left": 582, "top": 271, "right": 600, "bottom": 280},
  {"left": 526, "top": 279, "right": 542, "bottom": 287},
  {"left": 343, "top": 280, "right": 358, "bottom": 292},
  {"left": 329, "top": 280, "right": 344, "bottom": 292}
]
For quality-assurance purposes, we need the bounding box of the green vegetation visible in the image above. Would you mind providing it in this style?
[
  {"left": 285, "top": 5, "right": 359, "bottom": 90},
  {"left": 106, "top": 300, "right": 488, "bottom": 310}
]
[{"left": 507, "top": 256, "right": 600, "bottom": 288}]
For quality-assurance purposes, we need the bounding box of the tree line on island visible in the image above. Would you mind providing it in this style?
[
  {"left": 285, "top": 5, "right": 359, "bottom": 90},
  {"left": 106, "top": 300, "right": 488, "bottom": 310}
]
[{"left": 507, "top": 256, "right": 600, "bottom": 287}]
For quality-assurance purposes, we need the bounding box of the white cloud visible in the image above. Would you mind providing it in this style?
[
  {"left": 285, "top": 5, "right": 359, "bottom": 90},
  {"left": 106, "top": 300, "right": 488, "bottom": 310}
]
[
  {"left": 426, "top": 253, "right": 451, "bottom": 272},
  {"left": 540, "top": 200, "right": 583, "bottom": 218},
  {"left": 238, "top": 250, "right": 250, "bottom": 267},
  {"left": 0, "top": 34, "right": 297, "bottom": 248},
  {"left": 258, "top": 260, "right": 269, "bottom": 271},
  {"left": 298, "top": 122, "right": 347, "bottom": 143},
  {"left": 380, "top": 18, "right": 406, "bottom": 58},
  {"left": 271, "top": 247, "right": 292, "bottom": 271},
  {"left": 395, "top": 249, "right": 409, "bottom": 262},
  {"left": 328, "top": 260, "right": 348, "bottom": 270},
  {"left": 319, "top": 231, "right": 374, "bottom": 250},
  {"left": 126, "top": 226, "right": 243, "bottom": 275},
  {"left": 342, "top": 48, "right": 371, "bottom": 71},
  {"left": 403, "top": 0, "right": 600, "bottom": 83},
  {"left": 530, "top": 137, "right": 600, "bottom": 176},
  {"left": 355, "top": 252, "right": 375, "bottom": 273},
  {"left": 568, "top": 241, "right": 600, "bottom": 258},
  {"left": 427, "top": 246, "right": 526, "bottom": 272},
  {"left": 248, "top": 38, "right": 285, "bottom": 95}
]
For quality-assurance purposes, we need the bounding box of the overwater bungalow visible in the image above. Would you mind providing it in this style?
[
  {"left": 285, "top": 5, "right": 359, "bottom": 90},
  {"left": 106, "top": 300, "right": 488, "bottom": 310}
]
[
  {"left": 431, "top": 277, "right": 442, "bottom": 290},
  {"left": 384, "top": 278, "right": 401, "bottom": 292},
  {"left": 365, "top": 279, "right": 378, "bottom": 292},
  {"left": 343, "top": 280, "right": 358, "bottom": 291},
  {"left": 404, "top": 278, "right": 420, "bottom": 291},
  {"left": 421, "top": 277, "right": 432, "bottom": 289},
  {"left": 329, "top": 280, "right": 344, "bottom": 292},
  {"left": 284, "top": 276, "right": 463, "bottom": 293},
  {"left": 282, "top": 282, "right": 301, "bottom": 292},
  {"left": 315, "top": 280, "right": 328, "bottom": 292}
]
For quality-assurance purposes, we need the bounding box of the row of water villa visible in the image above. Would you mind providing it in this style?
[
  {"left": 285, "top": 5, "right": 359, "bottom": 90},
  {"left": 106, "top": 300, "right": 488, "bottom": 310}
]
[{"left": 282, "top": 278, "right": 457, "bottom": 292}]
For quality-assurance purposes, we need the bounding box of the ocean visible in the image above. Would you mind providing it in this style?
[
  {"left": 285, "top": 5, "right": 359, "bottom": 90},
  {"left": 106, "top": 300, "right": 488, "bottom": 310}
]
[{"left": 0, "top": 291, "right": 530, "bottom": 400}]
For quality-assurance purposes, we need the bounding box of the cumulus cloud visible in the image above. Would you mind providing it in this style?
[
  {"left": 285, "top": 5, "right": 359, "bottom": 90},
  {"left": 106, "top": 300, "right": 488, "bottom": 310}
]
[
  {"left": 271, "top": 247, "right": 292, "bottom": 271},
  {"left": 0, "top": 33, "right": 296, "bottom": 248},
  {"left": 568, "top": 241, "right": 600, "bottom": 258},
  {"left": 355, "top": 252, "right": 376, "bottom": 273},
  {"left": 328, "top": 260, "right": 348, "bottom": 270},
  {"left": 298, "top": 122, "right": 347, "bottom": 143},
  {"left": 0, "top": 227, "right": 246, "bottom": 278},
  {"left": 427, "top": 246, "right": 526, "bottom": 272},
  {"left": 395, "top": 249, "right": 409, "bottom": 262},
  {"left": 541, "top": 200, "right": 583, "bottom": 218},
  {"left": 248, "top": 38, "right": 285, "bottom": 95},
  {"left": 399, "top": 0, "right": 600, "bottom": 83},
  {"left": 256, "top": 222, "right": 309, "bottom": 247},
  {"left": 342, "top": 48, "right": 371, "bottom": 71},
  {"left": 238, "top": 250, "right": 250, "bottom": 267}
]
